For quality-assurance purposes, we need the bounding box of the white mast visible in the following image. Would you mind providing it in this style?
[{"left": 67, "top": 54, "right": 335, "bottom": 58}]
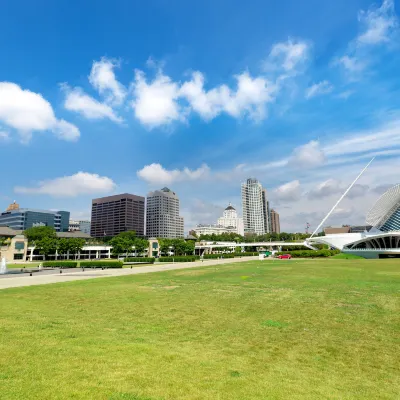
[{"left": 309, "top": 157, "right": 375, "bottom": 239}]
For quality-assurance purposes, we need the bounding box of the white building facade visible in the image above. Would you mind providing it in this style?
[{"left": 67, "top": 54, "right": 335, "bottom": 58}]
[
  {"left": 146, "top": 187, "right": 184, "bottom": 238},
  {"left": 193, "top": 224, "right": 237, "bottom": 236},
  {"left": 217, "top": 203, "right": 244, "bottom": 236},
  {"left": 69, "top": 220, "right": 91, "bottom": 234}
]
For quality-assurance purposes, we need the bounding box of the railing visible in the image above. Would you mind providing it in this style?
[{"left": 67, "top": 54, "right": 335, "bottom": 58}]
[{"left": 344, "top": 248, "right": 400, "bottom": 251}]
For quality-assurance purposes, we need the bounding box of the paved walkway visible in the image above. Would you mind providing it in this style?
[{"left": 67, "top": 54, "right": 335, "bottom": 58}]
[{"left": 0, "top": 257, "right": 259, "bottom": 290}]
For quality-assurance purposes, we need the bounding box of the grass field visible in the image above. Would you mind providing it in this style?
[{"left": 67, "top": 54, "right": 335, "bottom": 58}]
[{"left": 0, "top": 259, "right": 399, "bottom": 399}]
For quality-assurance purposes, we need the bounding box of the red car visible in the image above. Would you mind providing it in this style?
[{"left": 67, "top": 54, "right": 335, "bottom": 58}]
[{"left": 277, "top": 254, "right": 292, "bottom": 259}]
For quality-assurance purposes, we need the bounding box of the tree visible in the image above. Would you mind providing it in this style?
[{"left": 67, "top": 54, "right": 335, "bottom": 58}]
[
  {"left": 158, "top": 238, "right": 173, "bottom": 255},
  {"left": 117, "top": 231, "right": 137, "bottom": 241},
  {"left": 171, "top": 239, "right": 187, "bottom": 256},
  {"left": 36, "top": 236, "right": 58, "bottom": 260},
  {"left": 24, "top": 226, "right": 56, "bottom": 244},
  {"left": 69, "top": 238, "right": 86, "bottom": 259},
  {"left": 182, "top": 240, "right": 195, "bottom": 255},
  {"left": 110, "top": 235, "right": 134, "bottom": 257},
  {"left": 133, "top": 238, "right": 149, "bottom": 256},
  {"left": 57, "top": 238, "right": 72, "bottom": 257}
]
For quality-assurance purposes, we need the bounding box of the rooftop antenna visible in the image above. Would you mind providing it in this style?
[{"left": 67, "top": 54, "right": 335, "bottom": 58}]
[{"left": 309, "top": 157, "right": 375, "bottom": 240}]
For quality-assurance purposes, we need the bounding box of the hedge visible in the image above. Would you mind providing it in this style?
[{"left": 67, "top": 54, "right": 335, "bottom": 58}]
[
  {"left": 42, "top": 261, "right": 78, "bottom": 268},
  {"left": 234, "top": 252, "right": 258, "bottom": 257},
  {"left": 276, "top": 250, "right": 340, "bottom": 258},
  {"left": 80, "top": 261, "right": 123, "bottom": 268},
  {"left": 159, "top": 256, "right": 199, "bottom": 262},
  {"left": 125, "top": 257, "right": 155, "bottom": 264},
  {"left": 203, "top": 254, "right": 235, "bottom": 259}
]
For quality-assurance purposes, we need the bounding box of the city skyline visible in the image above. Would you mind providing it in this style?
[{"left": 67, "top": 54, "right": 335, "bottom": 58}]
[{"left": 1, "top": 0, "right": 400, "bottom": 232}]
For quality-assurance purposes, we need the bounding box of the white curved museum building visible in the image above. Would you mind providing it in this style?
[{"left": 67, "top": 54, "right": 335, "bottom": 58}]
[{"left": 310, "top": 184, "right": 400, "bottom": 259}]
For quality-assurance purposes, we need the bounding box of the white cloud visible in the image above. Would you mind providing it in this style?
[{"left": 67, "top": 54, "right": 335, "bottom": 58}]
[
  {"left": 335, "top": 0, "right": 398, "bottom": 75},
  {"left": 336, "top": 55, "right": 365, "bottom": 73},
  {"left": 308, "top": 179, "right": 342, "bottom": 199},
  {"left": 89, "top": 57, "right": 127, "bottom": 105},
  {"left": 323, "top": 119, "right": 400, "bottom": 157},
  {"left": 273, "top": 180, "right": 301, "bottom": 202},
  {"left": 63, "top": 86, "right": 122, "bottom": 123},
  {"left": 265, "top": 39, "right": 310, "bottom": 73},
  {"left": 357, "top": 0, "right": 398, "bottom": 45},
  {"left": 336, "top": 90, "right": 354, "bottom": 99},
  {"left": 131, "top": 70, "right": 183, "bottom": 128},
  {"left": 308, "top": 181, "right": 370, "bottom": 201},
  {"left": 0, "top": 82, "right": 80, "bottom": 142},
  {"left": 289, "top": 140, "right": 325, "bottom": 168},
  {"left": 0, "top": 130, "right": 10, "bottom": 141},
  {"left": 137, "top": 163, "right": 210, "bottom": 185},
  {"left": 179, "top": 72, "right": 221, "bottom": 120},
  {"left": 52, "top": 119, "right": 80, "bottom": 141},
  {"left": 180, "top": 71, "right": 275, "bottom": 121},
  {"left": 347, "top": 184, "right": 369, "bottom": 199},
  {"left": 305, "top": 81, "right": 333, "bottom": 99},
  {"left": 15, "top": 172, "right": 116, "bottom": 197}
]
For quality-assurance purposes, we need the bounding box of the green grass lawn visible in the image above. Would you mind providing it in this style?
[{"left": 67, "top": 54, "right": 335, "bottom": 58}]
[
  {"left": 330, "top": 253, "right": 364, "bottom": 259},
  {"left": 0, "top": 259, "right": 399, "bottom": 399}
]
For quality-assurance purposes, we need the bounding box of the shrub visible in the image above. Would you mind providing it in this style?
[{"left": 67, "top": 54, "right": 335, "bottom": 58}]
[
  {"left": 80, "top": 261, "right": 123, "bottom": 268},
  {"left": 234, "top": 252, "right": 258, "bottom": 257},
  {"left": 42, "top": 261, "right": 78, "bottom": 268},
  {"left": 275, "top": 250, "right": 339, "bottom": 258},
  {"left": 203, "top": 254, "right": 235, "bottom": 259},
  {"left": 158, "top": 256, "right": 199, "bottom": 262},
  {"left": 125, "top": 257, "right": 155, "bottom": 264}
]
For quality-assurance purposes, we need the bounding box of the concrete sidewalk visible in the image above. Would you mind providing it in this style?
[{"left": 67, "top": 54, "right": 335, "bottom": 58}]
[{"left": 0, "top": 257, "right": 259, "bottom": 290}]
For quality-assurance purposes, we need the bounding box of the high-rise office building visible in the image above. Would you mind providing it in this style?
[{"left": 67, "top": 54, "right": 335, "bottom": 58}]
[
  {"left": 0, "top": 204, "right": 70, "bottom": 232},
  {"left": 270, "top": 209, "right": 280, "bottom": 234},
  {"left": 90, "top": 193, "right": 145, "bottom": 238},
  {"left": 241, "top": 178, "right": 270, "bottom": 235},
  {"left": 146, "top": 187, "right": 184, "bottom": 238}
]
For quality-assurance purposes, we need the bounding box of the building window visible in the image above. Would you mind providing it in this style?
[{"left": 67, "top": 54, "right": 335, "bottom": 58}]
[
  {"left": 13, "top": 253, "right": 24, "bottom": 260},
  {"left": 15, "top": 242, "right": 25, "bottom": 250}
]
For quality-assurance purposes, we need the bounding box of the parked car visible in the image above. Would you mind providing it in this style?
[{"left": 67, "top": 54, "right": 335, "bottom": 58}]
[{"left": 277, "top": 254, "right": 292, "bottom": 259}]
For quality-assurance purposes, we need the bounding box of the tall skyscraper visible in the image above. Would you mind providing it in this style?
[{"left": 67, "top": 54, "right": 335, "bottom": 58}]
[
  {"left": 90, "top": 193, "right": 145, "bottom": 238},
  {"left": 270, "top": 209, "right": 281, "bottom": 234},
  {"left": 241, "top": 178, "right": 270, "bottom": 235},
  {"left": 146, "top": 187, "right": 184, "bottom": 238}
]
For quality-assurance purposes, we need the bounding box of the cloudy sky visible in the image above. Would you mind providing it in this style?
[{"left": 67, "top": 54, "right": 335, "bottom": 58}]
[{"left": 1, "top": 0, "right": 399, "bottom": 233}]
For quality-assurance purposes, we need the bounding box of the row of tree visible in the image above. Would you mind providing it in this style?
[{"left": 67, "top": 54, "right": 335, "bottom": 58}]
[
  {"left": 196, "top": 231, "right": 324, "bottom": 242},
  {"left": 109, "top": 231, "right": 149, "bottom": 256},
  {"left": 158, "top": 238, "right": 195, "bottom": 256}
]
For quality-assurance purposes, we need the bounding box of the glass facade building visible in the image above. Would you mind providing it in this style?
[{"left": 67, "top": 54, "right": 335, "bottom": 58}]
[{"left": 0, "top": 208, "right": 70, "bottom": 232}]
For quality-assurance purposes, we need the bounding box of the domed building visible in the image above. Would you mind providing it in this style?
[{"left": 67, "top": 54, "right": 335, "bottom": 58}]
[{"left": 217, "top": 203, "right": 244, "bottom": 236}]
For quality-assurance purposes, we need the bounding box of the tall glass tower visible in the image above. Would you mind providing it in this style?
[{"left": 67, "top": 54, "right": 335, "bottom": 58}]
[{"left": 241, "top": 178, "right": 270, "bottom": 235}]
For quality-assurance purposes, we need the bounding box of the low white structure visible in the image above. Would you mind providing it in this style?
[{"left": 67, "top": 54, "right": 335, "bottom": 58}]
[
  {"left": 309, "top": 232, "right": 400, "bottom": 259},
  {"left": 193, "top": 224, "right": 237, "bottom": 236}
]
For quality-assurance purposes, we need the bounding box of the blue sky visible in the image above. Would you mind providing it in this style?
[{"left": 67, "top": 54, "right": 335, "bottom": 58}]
[{"left": 1, "top": 0, "right": 400, "bottom": 232}]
